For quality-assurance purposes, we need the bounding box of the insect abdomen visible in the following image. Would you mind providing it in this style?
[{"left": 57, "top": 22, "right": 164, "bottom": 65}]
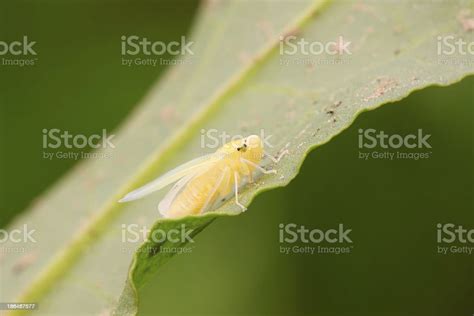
[
  {"left": 165, "top": 155, "right": 257, "bottom": 218},
  {"left": 167, "top": 164, "right": 227, "bottom": 217}
]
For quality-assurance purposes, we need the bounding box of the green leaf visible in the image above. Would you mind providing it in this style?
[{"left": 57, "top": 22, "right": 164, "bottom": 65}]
[
  {"left": 1, "top": 0, "right": 473, "bottom": 315},
  {"left": 113, "top": 212, "right": 231, "bottom": 316}
]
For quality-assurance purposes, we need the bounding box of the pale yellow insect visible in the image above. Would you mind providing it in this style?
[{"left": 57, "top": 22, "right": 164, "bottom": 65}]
[{"left": 119, "top": 135, "right": 287, "bottom": 218}]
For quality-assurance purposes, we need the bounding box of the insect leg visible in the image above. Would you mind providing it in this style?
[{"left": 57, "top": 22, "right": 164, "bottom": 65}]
[
  {"left": 233, "top": 171, "right": 247, "bottom": 212},
  {"left": 240, "top": 158, "right": 277, "bottom": 174},
  {"left": 264, "top": 149, "right": 289, "bottom": 163}
]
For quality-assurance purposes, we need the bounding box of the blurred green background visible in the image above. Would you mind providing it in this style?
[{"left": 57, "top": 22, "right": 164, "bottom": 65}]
[
  {"left": 0, "top": 0, "right": 199, "bottom": 227},
  {"left": 1, "top": 1, "right": 472, "bottom": 316}
]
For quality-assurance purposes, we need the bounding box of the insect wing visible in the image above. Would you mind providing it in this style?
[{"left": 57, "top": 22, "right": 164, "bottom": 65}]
[
  {"left": 161, "top": 166, "right": 232, "bottom": 218},
  {"left": 158, "top": 167, "right": 209, "bottom": 216},
  {"left": 118, "top": 153, "right": 223, "bottom": 203}
]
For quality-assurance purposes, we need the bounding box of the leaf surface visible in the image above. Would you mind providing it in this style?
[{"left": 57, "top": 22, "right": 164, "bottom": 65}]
[{"left": 1, "top": 1, "right": 473, "bottom": 315}]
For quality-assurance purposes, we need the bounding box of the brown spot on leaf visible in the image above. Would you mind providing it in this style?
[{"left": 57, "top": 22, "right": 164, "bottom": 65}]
[
  {"left": 281, "top": 27, "right": 301, "bottom": 40},
  {"left": 159, "top": 106, "right": 177, "bottom": 123},
  {"left": 458, "top": 9, "right": 474, "bottom": 32},
  {"left": 238, "top": 51, "right": 252, "bottom": 65},
  {"left": 12, "top": 252, "right": 37, "bottom": 275},
  {"left": 324, "top": 101, "right": 342, "bottom": 115},
  {"left": 364, "top": 77, "right": 398, "bottom": 101},
  {"left": 257, "top": 20, "right": 274, "bottom": 41}
]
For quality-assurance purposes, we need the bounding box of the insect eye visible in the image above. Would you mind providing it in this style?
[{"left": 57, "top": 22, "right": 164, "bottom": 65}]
[{"left": 237, "top": 144, "right": 247, "bottom": 152}]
